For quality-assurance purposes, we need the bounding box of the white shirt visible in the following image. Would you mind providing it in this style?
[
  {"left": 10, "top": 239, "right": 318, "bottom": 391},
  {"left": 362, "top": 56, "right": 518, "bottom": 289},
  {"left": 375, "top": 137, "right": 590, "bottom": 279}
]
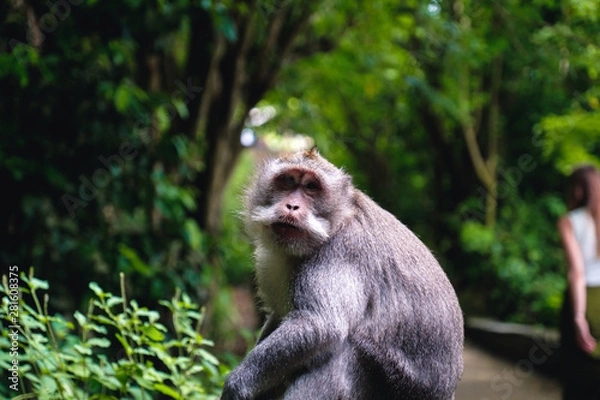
[{"left": 568, "top": 207, "right": 600, "bottom": 287}]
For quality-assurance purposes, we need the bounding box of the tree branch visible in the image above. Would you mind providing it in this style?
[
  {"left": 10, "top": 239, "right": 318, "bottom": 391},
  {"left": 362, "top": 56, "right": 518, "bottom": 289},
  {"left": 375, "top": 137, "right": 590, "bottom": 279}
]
[
  {"left": 12, "top": 0, "right": 44, "bottom": 48},
  {"left": 195, "top": 34, "right": 227, "bottom": 138}
]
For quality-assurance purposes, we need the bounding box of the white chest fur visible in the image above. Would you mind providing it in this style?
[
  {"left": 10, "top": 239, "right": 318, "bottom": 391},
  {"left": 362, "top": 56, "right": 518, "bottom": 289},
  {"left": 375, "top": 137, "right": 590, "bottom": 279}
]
[{"left": 254, "top": 245, "right": 295, "bottom": 318}]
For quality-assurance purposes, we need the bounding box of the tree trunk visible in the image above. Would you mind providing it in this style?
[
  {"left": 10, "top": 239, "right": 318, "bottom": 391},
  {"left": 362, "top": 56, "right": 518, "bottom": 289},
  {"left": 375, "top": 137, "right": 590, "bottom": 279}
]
[
  {"left": 454, "top": 0, "right": 502, "bottom": 228},
  {"left": 201, "top": 124, "right": 244, "bottom": 235},
  {"left": 190, "top": 3, "right": 318, "bottom": 235}
]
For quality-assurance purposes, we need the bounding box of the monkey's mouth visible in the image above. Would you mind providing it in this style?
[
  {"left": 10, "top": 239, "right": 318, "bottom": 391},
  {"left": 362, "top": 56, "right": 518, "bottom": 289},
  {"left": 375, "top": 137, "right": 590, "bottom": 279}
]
[{"left": 271, "top": 222, "right": 305, "bottom": 239}]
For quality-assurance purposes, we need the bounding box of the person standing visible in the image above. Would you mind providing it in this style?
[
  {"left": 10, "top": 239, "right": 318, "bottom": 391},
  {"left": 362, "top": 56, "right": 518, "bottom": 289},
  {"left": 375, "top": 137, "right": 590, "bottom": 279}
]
[{"left": 558, "top": 165, "right": 600, "bottom": 399}]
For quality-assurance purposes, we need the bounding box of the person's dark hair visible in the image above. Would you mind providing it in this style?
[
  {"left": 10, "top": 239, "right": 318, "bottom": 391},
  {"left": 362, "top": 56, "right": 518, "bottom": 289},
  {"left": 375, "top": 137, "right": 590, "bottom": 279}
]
[{"left": 567, "top": 164, "right": 600, "bottom": 257}]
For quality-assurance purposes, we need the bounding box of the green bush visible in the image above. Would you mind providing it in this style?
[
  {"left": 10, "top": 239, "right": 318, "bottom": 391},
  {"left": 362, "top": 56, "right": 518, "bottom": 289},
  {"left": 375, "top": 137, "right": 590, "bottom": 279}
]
[
  {"left": 458, "top": 194, "right": 567, "bottom": 327},
  {"left": 0, "top": 269, "right": 227, "bottom": 400}
]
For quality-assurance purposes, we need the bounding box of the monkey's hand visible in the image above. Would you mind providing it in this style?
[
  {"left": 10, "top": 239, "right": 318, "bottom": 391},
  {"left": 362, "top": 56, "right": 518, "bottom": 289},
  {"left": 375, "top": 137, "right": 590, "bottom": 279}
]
[
  {"left": 221, "top": 369, "right": 253, "bottom": 400},
  {"left": 220, "top": 328, "right": 295, "bottom": 400}
]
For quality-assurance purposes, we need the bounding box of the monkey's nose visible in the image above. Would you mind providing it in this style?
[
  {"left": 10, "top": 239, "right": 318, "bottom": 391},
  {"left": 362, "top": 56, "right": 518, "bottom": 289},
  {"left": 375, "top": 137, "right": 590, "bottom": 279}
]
[{"left": 286, "top": 204, "right": 300, "bottom": 211}]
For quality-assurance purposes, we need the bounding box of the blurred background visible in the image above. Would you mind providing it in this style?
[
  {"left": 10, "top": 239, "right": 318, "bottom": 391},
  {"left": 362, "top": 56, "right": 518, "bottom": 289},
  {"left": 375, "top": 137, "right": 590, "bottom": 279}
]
[{"left": 1, "top": 0, "right": 599, "bottom": 396}]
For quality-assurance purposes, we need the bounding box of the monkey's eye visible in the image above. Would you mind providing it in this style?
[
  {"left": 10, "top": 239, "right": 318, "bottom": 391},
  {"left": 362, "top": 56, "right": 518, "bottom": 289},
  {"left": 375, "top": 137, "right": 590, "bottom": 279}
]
[
  {"left": 276, "top": 174, "right": 296, "bottom": 189},
  {"left": 304, "top": 181, "right": 321, "bottom": 192}
]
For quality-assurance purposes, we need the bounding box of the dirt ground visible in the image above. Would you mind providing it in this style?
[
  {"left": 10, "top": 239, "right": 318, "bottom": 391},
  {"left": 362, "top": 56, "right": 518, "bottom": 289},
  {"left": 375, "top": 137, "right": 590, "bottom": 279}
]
[{"left": 455, "top": 340, "right": 562, "bottom": 400}]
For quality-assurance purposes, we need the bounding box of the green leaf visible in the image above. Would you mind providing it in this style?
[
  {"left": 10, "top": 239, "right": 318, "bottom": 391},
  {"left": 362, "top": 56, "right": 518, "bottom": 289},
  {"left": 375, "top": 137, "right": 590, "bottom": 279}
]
[
  {"left": 180, "top": 191, "right": 196, "bottom": 210},
  {"left": 90, "top": 394, "right": 120, "bottom": 400},
  {"left": 133, "top": 348, "right": 154, "bottom": 356},
  {"left": 136, "top": 309, "right": 160, "bottom": 323},
  {"left": 114, "top": 84, "right": 131, "bottom": 112},
  {"left": 196, "top": 348, "right": 219, "bottom": 366},
  {"left": 28, "top": 276, "right": 49, "bottom": 290},
  {"left": 460, "top": 221, "right": 495, "bottom": 254},
  {"left": 214, "top": 11, "right": 237, "bottom": 41},
  {"left": 172, "top": 98, "right": 189, "bottom": 119},
  {"left": 187, "top": 365, "right": 205, "bottom": 375},
  {"left": 141, "top": 325, "right": 165, "bottom": 341},
  {"left": 153, "top": 383, "right": 184, "bottom": 400},
  {"left": 67, "top": 363, "right": 92, "bottom": 378},
  {"left": 183, "top": 219, "right": 203, "bottom": 250},
  {"left": 87, "top": 338, "right": 111, "bottom": 348},
  {"left": 106, "top": 296, "right": 124, "bottom": 308},
  {"left": 89, "top": 282, "right": 104, "bottom": 297},
  {"left": 74, "top": 344, "right": 93, "bottom": 355},
  {"left": 91, "top": 315, "right": 115, "bottom": 327},
  {"left": 118, "top": 244, "right": 154, "bottom": 277},
  {"left": 155, "top": 106, "right": 171, "bottom": 132},
  {"left": 115, "top": 333, "right": 131, "bottom": 354},
  {"left": 73, "top": 310, "right": 87, "bottom": 327}
]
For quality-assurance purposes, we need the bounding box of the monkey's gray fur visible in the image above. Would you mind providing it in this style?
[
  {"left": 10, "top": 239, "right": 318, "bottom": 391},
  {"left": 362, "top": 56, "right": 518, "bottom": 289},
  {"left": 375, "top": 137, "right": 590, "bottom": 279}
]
[{"left": 221, "top": 149, "right": 464, "bottom": 400}]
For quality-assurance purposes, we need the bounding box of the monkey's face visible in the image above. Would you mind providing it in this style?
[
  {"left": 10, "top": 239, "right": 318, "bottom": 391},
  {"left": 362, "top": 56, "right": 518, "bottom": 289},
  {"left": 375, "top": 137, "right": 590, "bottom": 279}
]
[
  {"left": 251, "top": 167, "right": 331, "bottom": 256},
  {"left": 245, "top": 151, "right": 354, "bottom": 257},
  {"left": 272, "top": 168, "right": 327, "bottom": 233}
]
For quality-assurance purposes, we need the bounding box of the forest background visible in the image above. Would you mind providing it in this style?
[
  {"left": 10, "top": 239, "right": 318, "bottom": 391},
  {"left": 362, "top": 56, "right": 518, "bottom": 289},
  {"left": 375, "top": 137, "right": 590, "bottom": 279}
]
[{"left": 1, "top": 0, "right": 599, "bottom": 396}]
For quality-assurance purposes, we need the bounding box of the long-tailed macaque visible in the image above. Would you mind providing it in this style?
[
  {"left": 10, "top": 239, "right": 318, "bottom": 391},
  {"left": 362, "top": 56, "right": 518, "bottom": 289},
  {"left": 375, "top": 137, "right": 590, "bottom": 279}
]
[{"left": 221, "top": 149, "right": 464, "bottom": 400}]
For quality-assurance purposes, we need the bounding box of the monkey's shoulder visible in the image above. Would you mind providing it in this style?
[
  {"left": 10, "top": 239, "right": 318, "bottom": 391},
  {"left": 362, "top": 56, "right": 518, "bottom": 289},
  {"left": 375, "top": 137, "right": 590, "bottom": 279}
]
[
  {"left": 350, "top": 191, "right": 414, "bottom": 230},
  {"left": 343, "top": 192, "right": 434, "bottom": 254},
  {"left": 320, "top": 191, "right": 450, "bottom": 291}
]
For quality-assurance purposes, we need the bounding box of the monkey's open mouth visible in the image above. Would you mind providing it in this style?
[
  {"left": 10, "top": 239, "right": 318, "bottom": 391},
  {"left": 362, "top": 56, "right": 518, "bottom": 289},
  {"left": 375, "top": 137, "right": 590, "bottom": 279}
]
[{"left": 271, "top": 222, "right": 305, "bottom": 238}]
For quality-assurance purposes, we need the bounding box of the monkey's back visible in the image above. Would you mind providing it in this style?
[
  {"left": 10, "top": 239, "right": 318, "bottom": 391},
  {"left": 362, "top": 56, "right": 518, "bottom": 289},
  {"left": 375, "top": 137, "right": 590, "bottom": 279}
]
[{"left": 323, "top": 190, "right": 463, "bottom": 399}]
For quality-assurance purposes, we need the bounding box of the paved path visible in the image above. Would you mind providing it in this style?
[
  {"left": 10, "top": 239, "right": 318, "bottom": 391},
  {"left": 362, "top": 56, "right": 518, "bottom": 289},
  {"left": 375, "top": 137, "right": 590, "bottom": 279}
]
[{"left": 456, "top": 341, "right": 561, "bottom": 400}]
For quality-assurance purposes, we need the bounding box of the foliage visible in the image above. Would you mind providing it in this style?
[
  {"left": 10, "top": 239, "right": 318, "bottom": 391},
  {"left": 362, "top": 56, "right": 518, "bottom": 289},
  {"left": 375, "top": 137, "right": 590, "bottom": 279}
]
[
  {"left": 534, "top": 0, "right": 600, "bottom": 173},
  {"left": 0, "top": 269, "right": 226, "bottom": 399},
  {"left": 2, "top": 0, "right": 600, "bottom": 340},
  {"left": 539, "top": 109, "right": 600, "bottom": 173},
  {"left": 220, "top": 151, "right": 255, "bottom": 286},
  {"left": 458, "top": 194, "right": 567, "bottom": 326},
  {"left": 255, "top": 0, "right": 600, "bottom": 327},
  {"left": 254, "top": 0, "right": 431, "bottom": 233},
  {"left": 0, "top": 0, "right": 364, "bottom": 340},
  {"left": 0, "top": 0, "right": 223, "bottom": 312}
]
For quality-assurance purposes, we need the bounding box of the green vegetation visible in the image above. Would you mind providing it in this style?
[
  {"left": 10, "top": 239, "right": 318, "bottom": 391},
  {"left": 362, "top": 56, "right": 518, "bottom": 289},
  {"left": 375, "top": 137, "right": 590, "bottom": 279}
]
[
  {"left": 1, "top": 1, "right": 600, "bottom": 392},
  {"left": 0, "top": 269, "right": 226, "bottom": 399},
  {"left": 253, "top": 0, "right": 600, "bottom": 325}
]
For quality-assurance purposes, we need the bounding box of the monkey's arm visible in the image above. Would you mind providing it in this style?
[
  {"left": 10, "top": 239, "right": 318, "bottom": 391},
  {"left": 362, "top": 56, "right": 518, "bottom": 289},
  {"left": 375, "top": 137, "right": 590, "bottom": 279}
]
[{"left": 222, "top": 266, "right": 364, "bottom": 400}]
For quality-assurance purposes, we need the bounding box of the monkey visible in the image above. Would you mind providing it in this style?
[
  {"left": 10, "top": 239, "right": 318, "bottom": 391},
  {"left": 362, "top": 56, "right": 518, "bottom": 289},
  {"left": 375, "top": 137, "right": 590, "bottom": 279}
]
[{"left": 221, "top": 148, "right": 463, "bottom": 400}]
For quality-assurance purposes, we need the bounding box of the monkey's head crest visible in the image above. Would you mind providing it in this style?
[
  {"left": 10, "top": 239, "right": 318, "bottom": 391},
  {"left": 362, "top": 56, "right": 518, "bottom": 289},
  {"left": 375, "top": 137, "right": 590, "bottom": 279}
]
[
  {"left": 303, "top": 147, "right": 319, "bottom": 159},
  {"left": 277, "top": 147, "right": 320, "bottom": 163},
  {"left": 273, "top": 147, "right": 344, "bottom": 177}
]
